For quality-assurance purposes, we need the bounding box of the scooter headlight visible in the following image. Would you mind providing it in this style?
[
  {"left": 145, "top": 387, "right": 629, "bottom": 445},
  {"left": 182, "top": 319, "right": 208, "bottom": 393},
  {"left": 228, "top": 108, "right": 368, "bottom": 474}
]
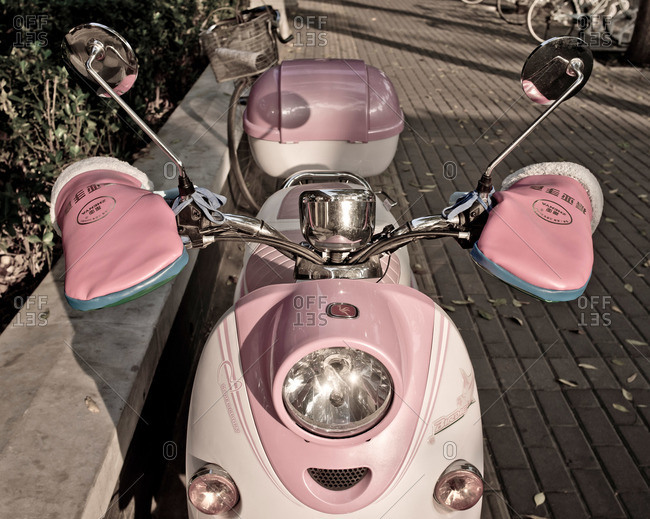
[
  {"left": 282, "top": 347, "right": 393, "bottom": 438},
  {"left": 188, "top": 464, "right": 239, "bottom": 515},
  {"left": 434, "top": 460, "right": 483, "bottom": 511}
]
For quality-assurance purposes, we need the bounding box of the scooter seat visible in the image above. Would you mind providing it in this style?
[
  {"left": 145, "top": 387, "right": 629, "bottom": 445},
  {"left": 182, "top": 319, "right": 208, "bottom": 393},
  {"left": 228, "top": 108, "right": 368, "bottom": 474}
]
[
  {"left": 51, "top": 158, "right": 187, "bottom": 310},
  {"left": 471, "top": 174, "right": 593, "bottom": 302}
]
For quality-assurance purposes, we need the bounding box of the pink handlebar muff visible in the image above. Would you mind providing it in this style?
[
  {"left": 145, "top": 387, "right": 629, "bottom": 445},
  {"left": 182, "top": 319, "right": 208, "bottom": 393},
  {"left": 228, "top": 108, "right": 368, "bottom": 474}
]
[
  {"left": 51, "top": 157, "right": 187, "bottom": 310},
  {"left": 472, "top": 166, "right": 598, "bottom": 302}
]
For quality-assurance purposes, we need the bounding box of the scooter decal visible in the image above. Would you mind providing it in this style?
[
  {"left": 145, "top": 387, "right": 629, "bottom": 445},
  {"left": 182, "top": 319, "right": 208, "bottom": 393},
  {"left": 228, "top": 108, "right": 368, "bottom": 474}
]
[
  {"left": 387, "top": 309, "right": 448, "bottom": 495},
  {"left": 326, "top": 302, "right": 359, "bottom": 318},
  {"left": 422, "top": 310, "right": 449, "bottom": 444},
  {"left": 433, "top": 368, "right": 476, "bottom": 435},
  {"left": 223, "top": 318, "right": 299, "bottom": 503},
  {"left": 217, "top": 324, "right": 242, "bottom": 435},
  {"left": 217, "top": 360, "right": 242, "bottom": 434}
]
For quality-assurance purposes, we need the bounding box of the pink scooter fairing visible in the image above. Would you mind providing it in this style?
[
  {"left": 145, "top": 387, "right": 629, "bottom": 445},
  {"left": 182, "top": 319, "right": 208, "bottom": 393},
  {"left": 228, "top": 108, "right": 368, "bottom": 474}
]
[
  {"left": 188, "top": 279, "right": 482, "bottom": 517},
  {"left": 57, "top": 25, "right": 600, "bottom": 519},
  {"left": 185, "top": 176, "right": 484, "bottom": 517}
]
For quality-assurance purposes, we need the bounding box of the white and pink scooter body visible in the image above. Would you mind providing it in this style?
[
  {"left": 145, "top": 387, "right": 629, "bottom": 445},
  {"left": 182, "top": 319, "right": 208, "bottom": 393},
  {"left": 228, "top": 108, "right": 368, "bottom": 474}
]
[{"left": 186, "top": 185, "right": 483, "bottom": 518}]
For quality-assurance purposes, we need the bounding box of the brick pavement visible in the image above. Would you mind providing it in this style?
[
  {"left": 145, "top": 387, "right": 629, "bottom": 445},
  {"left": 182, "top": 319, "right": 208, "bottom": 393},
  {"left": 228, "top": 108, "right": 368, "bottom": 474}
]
[{"left": 288, "top": 1, "right": 650, "bottom": 517}]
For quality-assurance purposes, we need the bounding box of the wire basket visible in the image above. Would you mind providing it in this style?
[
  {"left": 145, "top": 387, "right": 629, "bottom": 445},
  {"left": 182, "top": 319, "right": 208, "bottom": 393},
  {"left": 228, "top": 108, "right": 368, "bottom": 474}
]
[{"left": 200, "top": 6, "right": 279, "bottom": 83}]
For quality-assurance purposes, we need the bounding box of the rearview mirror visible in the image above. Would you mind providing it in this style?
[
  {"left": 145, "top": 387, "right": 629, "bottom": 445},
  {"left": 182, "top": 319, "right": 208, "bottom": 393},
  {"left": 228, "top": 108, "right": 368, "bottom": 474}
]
[
  {"left": 521, "top": 36, "right": 593, "bottom": 105},
  {"left": 63, "top": 23, "right": 138, "bottom": 97}
]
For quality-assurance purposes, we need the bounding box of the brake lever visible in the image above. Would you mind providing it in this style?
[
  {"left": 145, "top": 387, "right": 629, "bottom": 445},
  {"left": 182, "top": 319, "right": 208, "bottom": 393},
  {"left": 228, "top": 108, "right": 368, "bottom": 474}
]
[
  {"left": 176, "top": 202, "right": 212, "bottom": 248},
  {"left": 172, "top": 188, "right": 228, "bottom": 248}
]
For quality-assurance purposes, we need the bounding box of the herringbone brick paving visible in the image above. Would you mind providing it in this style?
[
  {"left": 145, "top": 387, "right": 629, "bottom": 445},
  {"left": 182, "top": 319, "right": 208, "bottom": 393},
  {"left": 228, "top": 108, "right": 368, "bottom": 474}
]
[{"left": 288, "top": 0, "right": 650, "bottom": 517}]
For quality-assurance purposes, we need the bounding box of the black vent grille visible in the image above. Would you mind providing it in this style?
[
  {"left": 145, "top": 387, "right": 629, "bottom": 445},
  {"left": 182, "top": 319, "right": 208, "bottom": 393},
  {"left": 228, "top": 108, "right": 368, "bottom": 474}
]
[{"left": 307, "top": 467, "right": 369, "bottom": 490}]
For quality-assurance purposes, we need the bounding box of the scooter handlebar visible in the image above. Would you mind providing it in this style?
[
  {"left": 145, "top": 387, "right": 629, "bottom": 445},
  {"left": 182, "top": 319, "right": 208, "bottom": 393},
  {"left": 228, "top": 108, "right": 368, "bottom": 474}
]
[{"left": 193, "top": 208, "right": 465, "bottom": 266}]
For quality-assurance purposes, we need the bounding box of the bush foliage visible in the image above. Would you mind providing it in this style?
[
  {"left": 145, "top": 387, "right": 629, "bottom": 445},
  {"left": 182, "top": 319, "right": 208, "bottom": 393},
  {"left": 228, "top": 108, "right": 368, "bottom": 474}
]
[{"left": 0, "top": 0, "right": 231, "bottom": 295}]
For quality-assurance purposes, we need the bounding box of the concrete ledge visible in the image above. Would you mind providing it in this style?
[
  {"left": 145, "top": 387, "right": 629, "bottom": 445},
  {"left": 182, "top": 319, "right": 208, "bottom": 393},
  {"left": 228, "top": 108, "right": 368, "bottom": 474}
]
[{"left": 0, "top": 67, "right": 234, "bottom": 519}]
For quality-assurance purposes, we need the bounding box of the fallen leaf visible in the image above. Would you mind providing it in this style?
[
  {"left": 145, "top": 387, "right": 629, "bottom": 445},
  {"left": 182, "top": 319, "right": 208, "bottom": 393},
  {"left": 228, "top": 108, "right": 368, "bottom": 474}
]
[
  {"left": 512, "top": 298, "right": 529, "bottom": 307},
  {"left": 84, "top": 396, "right": 100, "bottom": 414},
  {"left": 401, "top": 161, "right": 412, "bottom": 165},
  {"left": 627, "top": 373, "right": 637, "bottom": 383},
  {"left": 578, "top": 363, "right": 598, "bottom": 370},
  {"left": 452, "top": 297, "right": 474, "bottom": 305},
  {"left": 624, "top": 283, "right": 634, "bottom": 293},
  {"left": 622, "top": 388, "right": 634, "bottom": 401},
  {"left": 626, "top": 339, "right": 648, "bottom": 347},
  {"left": 418, "top": 189, "right": 435, "bottom": 193},
  {"left": 605, "top": 217, "right": 617, "bottom": 223},
  {"left": 612, "top": 359, "right": 625, "bottom": 366},
  {"left": 534, "top": 492, "right": 546, "bottom": 507},
  {"left": 558, "top": 378, "right": 578, "bottom": 388},
  {"left": 489, "top": 298, "right": 507, "bottom": 306},
  {"left": 608, "top": 189, "right": 619, "bottom": 194},
  {"left": 568, "top": 328, "right": 586, "bottom": 335},
  {"left": 441, "top": 304, "right": 456, "bottom": 312},
  {"left": 612, "top": 403, "right": 630, "bottom": 413},
  {"left": 478, "top": 308, "right": 494, "bottom": 320},
  {"left": 638, "top": 404, "right": 648, "bottom": 408},
  {"left": 509, "top": 316, "right": 524, "bottom": 326},
  {"left": 612, "top": 305, "right": 623, "bottom": 314}
]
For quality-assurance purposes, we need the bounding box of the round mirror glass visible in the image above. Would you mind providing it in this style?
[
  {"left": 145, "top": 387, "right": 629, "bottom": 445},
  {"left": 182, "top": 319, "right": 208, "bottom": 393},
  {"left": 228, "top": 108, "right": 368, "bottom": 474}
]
[
  {"left": 521, "top": 36, "right": 593, "bottom": 105},
  {"left": 63, "top": 23, "right": 138, "bottom": 97}
]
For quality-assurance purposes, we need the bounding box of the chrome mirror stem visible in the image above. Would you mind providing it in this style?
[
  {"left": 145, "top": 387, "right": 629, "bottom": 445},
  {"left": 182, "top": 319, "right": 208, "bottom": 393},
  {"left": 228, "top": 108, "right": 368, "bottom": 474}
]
[
  {"left": 85, "top": 42, "right": 193, "bottom": 192},
  {"left": 483, "top": 59, "right": 585, "bottom": 180}
]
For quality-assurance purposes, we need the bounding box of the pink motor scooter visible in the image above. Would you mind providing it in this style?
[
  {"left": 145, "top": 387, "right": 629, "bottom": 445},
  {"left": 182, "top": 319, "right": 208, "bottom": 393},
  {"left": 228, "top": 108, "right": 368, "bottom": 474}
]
[{"left": 57, "top": 25, "right": 602, "bottom": 517}]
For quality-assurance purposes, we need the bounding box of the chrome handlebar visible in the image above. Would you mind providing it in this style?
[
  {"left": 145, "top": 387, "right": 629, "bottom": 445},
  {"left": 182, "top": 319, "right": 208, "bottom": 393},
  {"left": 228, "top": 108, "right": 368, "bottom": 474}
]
[{"left": 196, "top": 212, "right": 466, "bottom": 266}]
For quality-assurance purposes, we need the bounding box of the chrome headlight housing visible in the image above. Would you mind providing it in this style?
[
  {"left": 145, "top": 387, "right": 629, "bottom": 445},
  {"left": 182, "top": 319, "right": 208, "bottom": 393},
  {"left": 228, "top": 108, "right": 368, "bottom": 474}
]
[{"left": 282, "top": 347, "right": 393, "bottom": 438}]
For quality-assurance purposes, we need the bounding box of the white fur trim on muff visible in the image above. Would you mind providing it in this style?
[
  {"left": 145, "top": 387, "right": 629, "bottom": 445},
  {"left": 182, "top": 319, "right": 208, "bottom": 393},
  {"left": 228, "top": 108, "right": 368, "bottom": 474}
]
[
  {"left": 501, "top": 162, "right": 603, "bottom": 233},
  {"left": 50, "top": 157, "right": 154, "bottom": 234}
]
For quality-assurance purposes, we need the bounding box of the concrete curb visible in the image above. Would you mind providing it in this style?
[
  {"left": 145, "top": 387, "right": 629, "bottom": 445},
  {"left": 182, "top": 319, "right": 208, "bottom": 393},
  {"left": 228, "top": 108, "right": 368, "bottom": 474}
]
[{"left": 0, "top": 67, "right": 234, "bottom": 519}]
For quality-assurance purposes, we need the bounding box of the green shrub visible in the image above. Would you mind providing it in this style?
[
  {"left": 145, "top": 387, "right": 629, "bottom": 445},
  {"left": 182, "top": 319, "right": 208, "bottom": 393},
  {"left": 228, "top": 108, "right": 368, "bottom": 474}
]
[{"left": 0, "top": 0, "right": 232, "bottom": 293}]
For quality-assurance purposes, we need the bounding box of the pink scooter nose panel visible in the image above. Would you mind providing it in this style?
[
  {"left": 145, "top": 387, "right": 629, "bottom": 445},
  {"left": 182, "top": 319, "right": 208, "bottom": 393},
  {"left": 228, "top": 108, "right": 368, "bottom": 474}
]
[
  {"left": 53, "top": 162, "right": 187, "bottom": 310},
  {"left": 472, "top": 175, "right": 593, "bottom": 301}
]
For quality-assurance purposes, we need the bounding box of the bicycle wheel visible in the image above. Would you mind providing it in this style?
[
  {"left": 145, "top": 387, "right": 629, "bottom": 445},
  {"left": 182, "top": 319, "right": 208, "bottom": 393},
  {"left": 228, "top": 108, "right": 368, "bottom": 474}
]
[
  {"left": 498, "top": 0, "right": 532, "bottom": 25},
  {"left": 606, "top": 5, "right": 638, "bottom": 47},
  {"left": 527, "top": 0, "right": 578, "bottom": 43},
  {"left": 227, "top": 77, "right": 261, "bottom": 212}
]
